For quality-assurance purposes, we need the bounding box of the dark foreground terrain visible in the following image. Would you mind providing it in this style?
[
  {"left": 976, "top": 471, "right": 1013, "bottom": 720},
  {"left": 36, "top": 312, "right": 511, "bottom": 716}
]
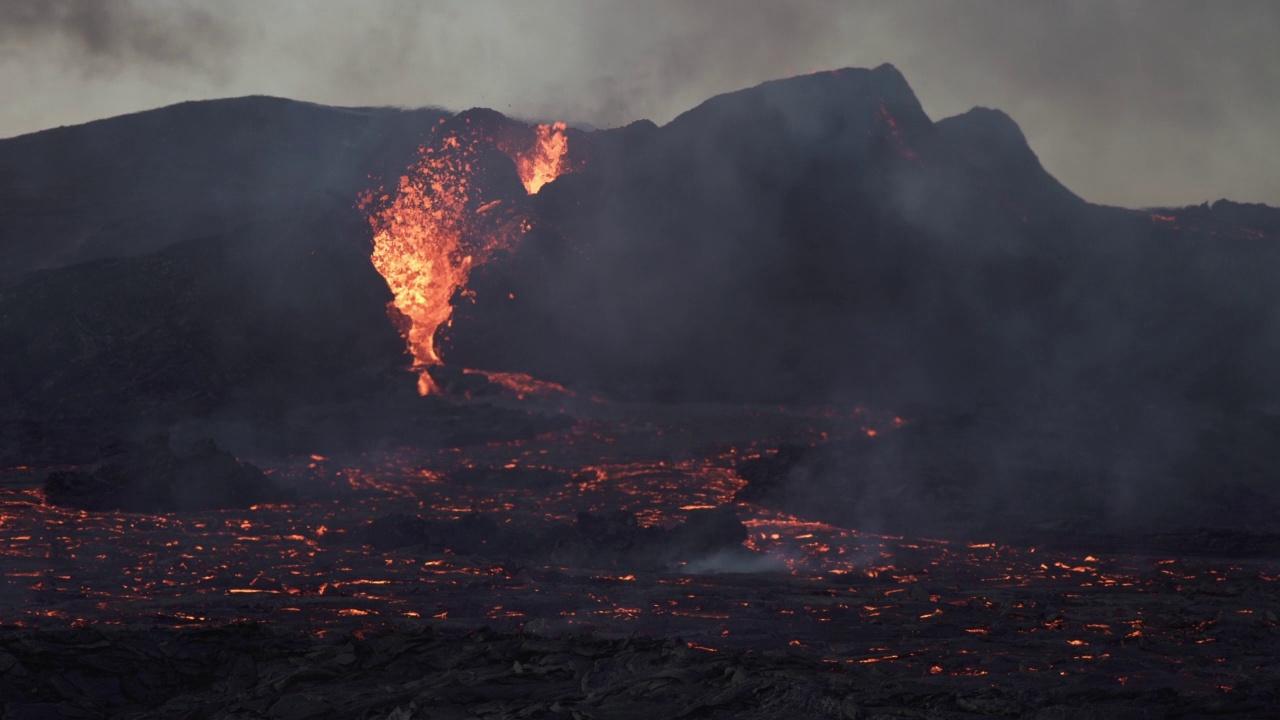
[
  {"left": 4, "top": 64, "right": 1280, "bottom": 718},
  {"left": 5, "top": 621, "right": 1276, "bottom": 720},
  {"left": 3, "top": 402, "right": 1279, "bottom": 719}
]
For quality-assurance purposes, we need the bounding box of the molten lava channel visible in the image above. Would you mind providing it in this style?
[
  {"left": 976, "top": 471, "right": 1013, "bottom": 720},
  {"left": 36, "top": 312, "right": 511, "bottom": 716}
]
[{"left": 362, "top": 121, "right": 571, "bottom": 395}]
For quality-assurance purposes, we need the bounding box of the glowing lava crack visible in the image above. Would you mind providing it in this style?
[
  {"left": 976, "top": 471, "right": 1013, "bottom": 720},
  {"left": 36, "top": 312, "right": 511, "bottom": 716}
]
[{"left": 361, "top": 120, "right": 571, "bottom": 395}]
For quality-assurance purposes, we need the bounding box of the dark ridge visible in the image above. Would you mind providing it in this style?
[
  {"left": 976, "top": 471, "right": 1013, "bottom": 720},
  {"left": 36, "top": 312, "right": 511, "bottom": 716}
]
[
  {"left": 662, "top": 62, "right": 932, "bottom": 154},
  {"left": 933, "top": 106, "right": 1085, "bottom": 230},
  {"left": 3, "top": 95, "right": 393, "bottom": 142},
  {"left": 936, "top": 107, "right": 1031, "bottom": 160},
  {"left": 2, "top": 65, "right": 1279, "bottom": 457},
  {"left": 439, "top": 64, "right": 1280, "bottom": 411},
  {"left": 0, "top": 95, "right": 448, "bottom": 281},
  {"left": 668, "top": 63, "right": 925, "bottom": 124},
  {"left": 1147, "top": 199, "right": 1280, "bottom": 238},
  {"left": 43, "top": 435, "right": 289, "bottom": 512},
  {"left": 936, "top": 107, "right": 1080, "bottom": 200}
]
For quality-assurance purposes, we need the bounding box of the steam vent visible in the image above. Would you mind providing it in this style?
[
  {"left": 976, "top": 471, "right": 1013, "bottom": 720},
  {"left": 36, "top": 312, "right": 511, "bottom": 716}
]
[{"left": 3, "top": 65, "right": 1280, "bottom": 717}]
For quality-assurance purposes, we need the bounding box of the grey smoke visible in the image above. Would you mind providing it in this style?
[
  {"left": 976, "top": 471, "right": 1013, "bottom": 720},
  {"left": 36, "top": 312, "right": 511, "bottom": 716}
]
[
  {"left": 0, "top": 0, "right": 235, "bottom": 73},
  {"left": 1, "top": 1, "right": 1277, "bottom": 206},
  {"left": 681, "top": 548, "right": 791, "bottom": 576}
]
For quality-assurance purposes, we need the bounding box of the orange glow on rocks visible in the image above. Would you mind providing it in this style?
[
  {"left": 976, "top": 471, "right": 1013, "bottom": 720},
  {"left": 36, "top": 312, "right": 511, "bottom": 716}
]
[{"left": 361, "top": 121, "right": 571, "bottom": 395}]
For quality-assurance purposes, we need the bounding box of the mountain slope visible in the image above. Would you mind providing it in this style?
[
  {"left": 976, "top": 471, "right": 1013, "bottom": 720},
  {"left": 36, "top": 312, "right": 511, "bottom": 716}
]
[
  {"left": 1, "top": 67, "right": 1278, "bottom": 456},
  {"left": 447, "top": 65, "right": 1280, "bottom": 410},
  {"left": 0, "top": 96, "right": 445, "bottom": 281}
]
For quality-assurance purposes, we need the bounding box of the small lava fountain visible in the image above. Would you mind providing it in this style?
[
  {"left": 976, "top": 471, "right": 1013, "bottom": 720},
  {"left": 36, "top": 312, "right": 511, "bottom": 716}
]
[{"left": 361, "top": 120, "right": 571, "bottom": 395}]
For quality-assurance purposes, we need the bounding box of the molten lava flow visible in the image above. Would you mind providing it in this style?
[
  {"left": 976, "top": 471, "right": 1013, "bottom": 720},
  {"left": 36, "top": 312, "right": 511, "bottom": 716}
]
[
  {"left": 362, "top": 133, "right": 486, "bottom": 395},
  {"left": 876, "top": 101, "right": 919, "bottom": 163},
  {"left": 515, "top": 122, "right": 569, "bottom": 194},
  {"left": 463, "top": 369, "right": 576, "bottom": 400},
  {"left": 362, "top": 122, "right": 571, "bottom": 394}
]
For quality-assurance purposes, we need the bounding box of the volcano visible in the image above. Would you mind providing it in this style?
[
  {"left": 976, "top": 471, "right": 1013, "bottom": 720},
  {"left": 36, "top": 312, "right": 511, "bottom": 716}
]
[
  {"left": 446, "top": 66, "right": 1280, "bottom": 412},
  {"left": 5, "top": 65, "right": 1280, "bottom": 425},
  {"left": 2, "top": 66, "right": 1280, "bottom": 717}
]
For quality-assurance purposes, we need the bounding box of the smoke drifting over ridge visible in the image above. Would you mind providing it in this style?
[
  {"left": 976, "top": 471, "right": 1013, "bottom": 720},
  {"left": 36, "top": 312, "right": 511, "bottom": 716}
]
[
  {"left": 0, "top": 1, "right": 1277, "bottom": 206},
  {"left": 0, "top": 0, "right": 235, "bottom": 71}
]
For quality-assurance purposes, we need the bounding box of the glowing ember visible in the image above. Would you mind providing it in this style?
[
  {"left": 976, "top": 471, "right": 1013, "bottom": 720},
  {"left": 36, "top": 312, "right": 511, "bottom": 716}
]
[
  {"left": 362, "top": 121, "right": 572, "bottom": 394},
  {"left": 463, "top": 368, "right": 581, "bottom": 401},
  {"left": 4, "top": 406, "right": 1277, "bottom": 699}
]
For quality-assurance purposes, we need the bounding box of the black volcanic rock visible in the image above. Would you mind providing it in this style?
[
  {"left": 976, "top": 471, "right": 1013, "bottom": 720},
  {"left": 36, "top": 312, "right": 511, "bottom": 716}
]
[
  {"left": 448, "top": 65, "right": 987, "bottom": 401},
  {"left": 0, "top": 95, "right": 449, "bottom": 461},
  {"left": 3, "top": 65, "right": 1280, "bottom": 465},
  {"left": 0, "top": 211, "right": 573, "bottom": 463},
  {"left": 1148, "top": 199, "right": 1280, "bottom": 240},
  {"left": 444, "top": 66, "right": 1280, "bottom": 412},
  {"left": 0, "top": 222, "right": 405, "bottom": 411},
  {"left": 0, "top": 96, "right": 446, "bottom": 282},
  {"left": 734, "top": 404, "right": 1280, "bottom": 541},
  {"left": 0, "top": 218, "right": 410, "bottom": 463},
  {"left": 356, "top": 507, "right": 754, "bottom": 571},
  {"left": 935, "top": 107, "right": 1062, "bottom": 189},
  {"left": 44, "top": 436, "right": 287, "bottom": 512},
  {"left": 933, "top": 106, "right": 1084, "bottom": 225},
  {"left": 1205, "top": 199, "right": 1280, "bottom": 234}
]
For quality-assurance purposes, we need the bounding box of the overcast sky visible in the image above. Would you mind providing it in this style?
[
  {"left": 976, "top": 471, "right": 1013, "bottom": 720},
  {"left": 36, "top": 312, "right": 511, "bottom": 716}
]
[{"left": 1, "top": 0, "right": 1276, "bottom": 208}]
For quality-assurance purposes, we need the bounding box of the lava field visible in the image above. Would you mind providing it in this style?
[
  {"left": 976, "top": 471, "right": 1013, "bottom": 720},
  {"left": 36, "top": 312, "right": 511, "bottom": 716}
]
[
  {"left": 4, "top": 64, "right": 1280, "bottom": 718},
  {"left": 3, "top": 397, "right": 1280, "bottom": 718}
]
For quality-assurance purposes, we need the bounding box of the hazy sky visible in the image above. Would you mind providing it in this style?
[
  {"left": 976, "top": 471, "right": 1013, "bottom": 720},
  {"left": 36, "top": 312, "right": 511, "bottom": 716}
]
[{"left": 1, "top": 0, "right": 1276, "bottom": 208}]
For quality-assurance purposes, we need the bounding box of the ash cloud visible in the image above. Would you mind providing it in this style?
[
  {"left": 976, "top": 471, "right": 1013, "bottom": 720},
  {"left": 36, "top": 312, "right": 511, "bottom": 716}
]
[{"left": 1, "top": 1, "right": 1278, "bottom": 206}]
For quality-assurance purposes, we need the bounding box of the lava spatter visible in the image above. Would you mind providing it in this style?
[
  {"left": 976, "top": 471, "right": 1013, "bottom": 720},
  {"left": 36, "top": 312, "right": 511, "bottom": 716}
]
[
  {"left": 515, "top": 121, "right": 570, "bottom": 194},
  {"left": 361, "top": 120, "right": 571, "bottom": 395}
]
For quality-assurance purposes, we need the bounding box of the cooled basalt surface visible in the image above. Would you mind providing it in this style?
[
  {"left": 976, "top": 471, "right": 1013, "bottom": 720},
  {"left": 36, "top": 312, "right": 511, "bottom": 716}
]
[
  {"left": 3, "top": 624, "right": 1276, "bottom": 720},
  {"left": 735, "top": 404, "right": 1280, "bottom": 541},
  {"left": 2, "top": 403, "right": 1279, "bottom": 717},
  {"left": 4, "top": 65, "right": 1280, "bottom": 718},
  {"left": 43, "top": 437, "right": 287, "bottom": 513}
]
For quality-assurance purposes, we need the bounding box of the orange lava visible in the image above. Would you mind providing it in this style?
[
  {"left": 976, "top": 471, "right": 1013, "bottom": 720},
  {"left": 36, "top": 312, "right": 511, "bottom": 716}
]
[
  {"left": 462, "top": 368, "right": 582, "bottom": 401},
  {"left": 362, "top": 121, "right": 571, "bottom": 395},
  {"left": 516, "top": 122, "right": 570, "bottom": 194}
]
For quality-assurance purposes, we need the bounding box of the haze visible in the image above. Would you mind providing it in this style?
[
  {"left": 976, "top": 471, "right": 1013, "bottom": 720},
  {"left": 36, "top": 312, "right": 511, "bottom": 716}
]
[{"left": 1, "top": 0, "right": 1276, "bottom": 208}]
